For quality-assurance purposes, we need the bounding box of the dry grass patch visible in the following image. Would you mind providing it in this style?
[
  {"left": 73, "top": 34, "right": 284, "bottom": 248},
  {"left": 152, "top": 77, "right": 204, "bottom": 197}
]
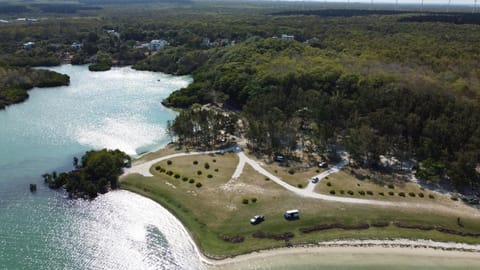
[{"left": 255, "top": 160, "right": 323, "bottom": 188}]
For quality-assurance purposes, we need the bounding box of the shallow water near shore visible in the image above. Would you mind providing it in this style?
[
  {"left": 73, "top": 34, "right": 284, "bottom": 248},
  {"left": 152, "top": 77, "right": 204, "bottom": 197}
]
[{"left": 0, "top": 65, "right": 202, "bottom": 269}]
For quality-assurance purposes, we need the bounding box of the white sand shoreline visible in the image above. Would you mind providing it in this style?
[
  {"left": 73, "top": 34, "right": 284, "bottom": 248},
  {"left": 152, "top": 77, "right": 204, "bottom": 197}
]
[{"left": 202, "top": 239, "right": 480, "bottom": 268}]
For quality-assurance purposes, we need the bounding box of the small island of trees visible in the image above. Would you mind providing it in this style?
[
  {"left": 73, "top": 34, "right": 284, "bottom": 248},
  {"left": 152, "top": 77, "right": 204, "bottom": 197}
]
[{"left": 42, "top": 149, "right": 130, "bottom": 199}]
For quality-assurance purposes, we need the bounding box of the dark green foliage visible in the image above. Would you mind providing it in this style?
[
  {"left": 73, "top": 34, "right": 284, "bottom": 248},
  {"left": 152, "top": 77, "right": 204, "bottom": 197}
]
[
  {"left": 358, "top": 190, "right": 365, "bottom": 196},
  {"left": 182, "top": 176, "right": 188, "bottom": 181},
  {"left": 408, "top": 192, "right": 416, "bottom": 197},
  {"left": 197, "top": 170, "right": 202, "bottom": 175},
  {"left": 0, "top": 68, "right": 69, "bottom": 109},
  {"left": 251, "top": 198, "right": 257, "bottom": 203},
  {"left": 379, "top": 192, "right": 384, "bottom": 196},
  {"left": 207, "top": 174, "right": 213, "bottom": 178},
  {"left": 366, "top": 191, "right": 373, "bottom": 195},
  {"left": 326, "top": 182, "right": 332, "bottom": 187},
  {"left": 167, "top": 160, "right": 172, "bottom": 165},
  {"left": 418, "top": 193, "right": 424, "bottom": 198},
  {"left": 387, "top": 184, "right": 395, "bottom": 189},
  {"left": 29, "top": 184, "right": 37, "bottom": 192},
  {"left": 429, "top": 194, "right": 435, "bottom": 199},
  {"left": 329, "top": 190, "right": 335, "bottom": 195},
  {"left": 193, "top": 160, "right": 198, "bottom": 165},
  {"left": 166, "top": 170, "right": 173, "bottom": 176},
  {"left": 195, "top": 182, "right": 202, "bottom": 188},
  {"left": 189, "top": 179, "right": 195, "bottom": 184},
  {"left": 242, "top": 198, "right": 249, "bottom": 204},
  {"left": 288, "top": 169, "right": 295, "bottom": 175},
  {"left": 388, "top": 191, "right": 395, "bottom": 196},
  {"left": 204, "top": 162, "right": 210, "bottom": 169},
  {"left": 347, "top": 190, "right": 354, "bottom": 195},
  {"left": 399, "top": 192, "right": 406, "bottom": 197},
  {"left": 297, "top": 184, "right": 303, "bottom": 188},
  {"left": 43, "top": 149, "right": 129, "bottom": 199},
  {"left": 174, "top": 173, "right": 180, "bottom": 179},
  {"left": 340, "top": 190, "right": 345, "bottom": 195}
]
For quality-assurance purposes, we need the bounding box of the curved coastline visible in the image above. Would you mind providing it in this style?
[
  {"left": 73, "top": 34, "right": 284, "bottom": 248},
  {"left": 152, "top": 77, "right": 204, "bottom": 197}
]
[{"left": 122, "top": 147, "right": 480, "bottom": 269}]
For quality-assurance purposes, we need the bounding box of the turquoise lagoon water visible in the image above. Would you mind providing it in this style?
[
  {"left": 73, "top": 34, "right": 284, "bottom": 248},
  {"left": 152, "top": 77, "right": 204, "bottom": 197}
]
[{"left": 0, "top": 65, "right": 203, "bottom": 269}]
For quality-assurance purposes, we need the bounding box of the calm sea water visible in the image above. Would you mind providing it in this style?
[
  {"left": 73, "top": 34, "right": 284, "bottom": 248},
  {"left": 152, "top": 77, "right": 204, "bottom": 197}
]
[{"left": 0, "top": 65, "right": 204, "bottom": 269}]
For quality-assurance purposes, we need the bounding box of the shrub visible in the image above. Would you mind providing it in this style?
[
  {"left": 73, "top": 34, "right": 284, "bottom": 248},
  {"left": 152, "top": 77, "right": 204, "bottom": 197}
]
[
  {"left": 251, "top": 198, "right": 257, "bottom": 203},
  {"left": 189, "top": 179, "right": 195, "bottom": 184},
  {"left": 265, "top": 177, "right": 270, "bottom": 181},
  {"left": 174, "top": 174, "right": 180, "bottom": 179},
  {"left": 347, "top": 190, "right": 354, "bottom": 195},
  {"left": 155, "top": 166, "right": 161, "bottom": 170},
  {"left": 242, "top": 198, "right": 249, "bottom": 204},
  {"left": 316, "top": 169, "right": 320, "bottom": 173},
  {"left": 388, "top": 191, "right": 394, "bottom": 196},
  {"left": 196, "top": 182, "right": 202, "bottom": 188},
  {"left": 366, "top": 191, "right": 373, "bottom": 195},
  {"left": 214, "top": 168, "right": 219, "bottom": 172},
  {"left": 420, "top": 187, "right": 425, "bottom": 191},
  {"left": 330, "top": 190, "right": 336, "bottom": 195},
  {"left": 207, "top": 174, "right": 213, "bottom": 178},
  {"left": 379, "top": 192, "right": 384, "bottom": 196},
  {"left": 297, "top": 184, "right": 303, "bottom": 188},
  {"left": 212, "top": 159, "right": 216, "bottom": 163},
  {"left": 325, "top": 176, "right": 329, "bottom": 180},
  {"left": 193, "top": 160, "right": 198, "bottom": 165},
  {"left": 387, "top": 184, "right": 395, "bottom": 189},
  {"left": 357, "top": 183, "right": 361, "bottom": 187},
  {"left": 166, "top": 170, "right": 173, "bottom": 176},
  {"left": 182, "top": 177, "right": 188, "bottom": 182},
  {"left": 418, "top": 193, "right": 424, "bottom": 198},
  {"left": 167, "top": 160, "right": 172, "bottom": 165},
  {"left": 204, "top": 162, "right": 210, "bottom": 169},
  {"left": 399, "top": 192, "right": 406, "bottom": 197},
  {"left": 326, "top": 182, "right": 332, "bottom": 187},
  {"left": 160, "top": 168, "right": 166, "bottom": 173},
  {"left": 429, "top": 194, "right": 435, "bottom": 199},
  {"left": 197, "top": 170, "right": 202, "bottom": 175},
  {"left": 288, "top": 169, "right": 295, "bottom": 175},
  {"left": 358, "top": 190, "right": 365, "bottom": 196},
  {"left": 340, "top": 190, "right": 345, "bottom": 195},
  {"left": 451, "top": 196, "right": 459, "bottom": 201},
  {"left": 408, "top": 192, "right": 416, "bottom": 197}
]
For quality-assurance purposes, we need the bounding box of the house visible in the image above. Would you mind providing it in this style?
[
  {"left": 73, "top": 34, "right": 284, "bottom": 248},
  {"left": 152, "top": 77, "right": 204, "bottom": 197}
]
[
  {"left": 23, "top": 41, "right": 35, "bottom": 49},
  {"left": 105, "top": 29, "right": 120, "bottom": 38},
  {"left": 149, "top": 39, "right": 169, "bottom": 51},
  {"left": 281, "top": 34, "right": 295, "bottom": 41},
  {"left": 201, "top": 37, "right": 211, "bottom": 47},
  {"left": 71, "top": 42, "right": 82, "bottom": 49}
]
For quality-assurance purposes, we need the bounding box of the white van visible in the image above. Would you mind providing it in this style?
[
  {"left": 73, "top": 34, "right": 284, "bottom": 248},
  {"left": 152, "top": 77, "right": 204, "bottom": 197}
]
[{"left": 284, "top": 209, "right": 299, "bottom": 220}]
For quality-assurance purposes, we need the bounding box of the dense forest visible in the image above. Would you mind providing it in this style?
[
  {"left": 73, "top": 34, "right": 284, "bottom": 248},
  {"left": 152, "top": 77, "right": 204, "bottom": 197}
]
[
  {"left": 42, "top": 149, "right": 130, "bottom": 199},
  {"left": 0, "top": 3, "right": 478, "bottom": 191},
  {"left": 0, "top": 67, "right": 69, "bottom": 109}
]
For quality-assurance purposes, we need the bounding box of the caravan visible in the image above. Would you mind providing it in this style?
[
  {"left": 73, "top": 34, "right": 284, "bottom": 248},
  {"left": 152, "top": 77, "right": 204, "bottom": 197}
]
[{"left": 284, "top": 209, "right": 299, "bottom": 220}]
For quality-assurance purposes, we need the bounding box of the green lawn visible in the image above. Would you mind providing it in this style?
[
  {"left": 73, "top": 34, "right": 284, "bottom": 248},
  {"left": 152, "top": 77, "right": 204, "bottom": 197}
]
[{"left": 121, "top": 153, "right": 480, "bottom": 257}]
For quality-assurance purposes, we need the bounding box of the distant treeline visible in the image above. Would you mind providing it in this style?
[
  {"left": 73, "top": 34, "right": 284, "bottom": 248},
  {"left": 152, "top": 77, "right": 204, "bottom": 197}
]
[
  {"left": 0, "top": 4, "right": 30, "bottom": 14},
  {"left": 271, "top": 9, "right": 416, "bottom": 17},
  {"left": 80, "top": 0, "right": 192, "bottom": 4},
  {"left": 400, "top": 14, "right": 480, "bottom": 25},
  {"left": 0, "top": 3, "right": 100, "bottom": 14}
]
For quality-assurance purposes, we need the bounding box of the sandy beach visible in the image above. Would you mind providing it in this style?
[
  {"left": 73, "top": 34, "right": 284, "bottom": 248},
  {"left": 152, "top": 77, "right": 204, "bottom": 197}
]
[{"left": 204, "top": 239, "right": 480, "bottom": 270}]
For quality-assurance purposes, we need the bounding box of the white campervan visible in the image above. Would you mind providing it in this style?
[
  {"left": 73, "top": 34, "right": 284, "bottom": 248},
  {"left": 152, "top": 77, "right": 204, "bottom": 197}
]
[{"left": 284, "top": 209, "right": 299, "bottom": 220}]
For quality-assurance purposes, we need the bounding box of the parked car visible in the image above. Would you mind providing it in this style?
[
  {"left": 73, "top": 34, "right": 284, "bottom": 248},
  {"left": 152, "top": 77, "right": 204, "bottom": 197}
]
[
  {"left": 284, "top": 209, "right": 299, "bottom": 220},
  {"left": 250, "top": 215, "right": 265, "bottom": 225},
  {"left": 318, "top": 162, "right": 328, "bottom": 168},
  {"left": 311, "top": 177, "right": 319, "bottom": 183}
]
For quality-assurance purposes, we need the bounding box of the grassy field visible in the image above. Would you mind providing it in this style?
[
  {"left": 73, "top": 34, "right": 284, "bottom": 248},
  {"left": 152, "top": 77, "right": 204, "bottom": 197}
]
[
  {"left": 121, "top": 153, "right": 480, "bottom": 257},
  {"left": 315, "top": 171, "right": 454, "bottom": 204}
]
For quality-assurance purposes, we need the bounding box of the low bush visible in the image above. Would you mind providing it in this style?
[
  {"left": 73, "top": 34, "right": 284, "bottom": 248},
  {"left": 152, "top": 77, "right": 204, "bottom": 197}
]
[
  {"left": 212, "top": 159, "right": 216, "bottom": 163},
  {"left": 251, "top": 198, "right": 257, "bottom": 203},
  {"left": 242, "top": 198, "right": 249, "bottom": 204},
  {"left": 358, "top": 190, "right": 365, "bottom": 196},
  {"left": 265, "top": 177, "right": 270, "bottom": 181},
  {"left": 340, "top": 190, "right": 345, "bottom": 195},
  {"left": 207, "top": 174, "right": 213, "bottom": 178},
  {"left": 451, "top": 196, "right": 459, "bottom": 201},
  {"left": 214, "top": 168, "right": 219, "bottom": 172},
  {"left": 197, "top": 170, "right": 202, "bottom": 175},
  {"left": 330, "top": 190, "right": 336, "bottom": 195},
  {"left": 193, "top": 160, "right": 198, "bottom": 165},
  {"left": 326, "top": 182, "right": 332, "bottom": 187},
  {"left": 388, "top": 191, "right": 395, "bottom": 196},
  {"left": 408, "top": 192, "right": 416, "bottom": 197},
  {"left": 182, "top": 177, "right": 188, "bottom": 182},
  {"left": 297, "top": 184, "right": 303, "bottom": 188},
  {"left": 188, "top": 179, "right": 195, "bottom": 184},
  {"left": 399, "top": 192, "right": 406, "bottom": 197},
  {"left": 166, "top": 170, "right": 173, "bottom": 176},
  {"left": 204, "top": 162, "right": 210, "bottom": 169},
  {"left": 174, "top": 174, "right": 180, "bottom": 179},
  {"left": 347, "top": 190, "right": 354, "bottom": 195},
  {"left": 288, "top": 169, "right": 295, "bottom": 175},
  {"left": 379, "top": 192, "right": 384, "bottom": 196},
  {"left": 196, "top": 182, "right": 202, "bottom": 188},
  {"left": 167, "top": 160, "right": 172, "bottom": 165},
  {"left": 418, "top": 192, "right": 424, "bottom": 198},
  {"left": 387, "top": 184, "right": 395, "bottom": 189},
  {"left": 429, "top": 194, "right": 435, "bottom": 199},
  {"left": 155, "top": 166, "right": 161, "bottom": 170},
  {"left": 366, "top": 190, "right": 373, "bottom": 195}
]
